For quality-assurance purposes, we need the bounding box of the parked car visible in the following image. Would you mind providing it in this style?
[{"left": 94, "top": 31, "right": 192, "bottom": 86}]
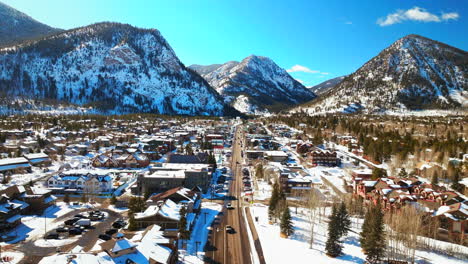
[
  {"left": 68, "top": 228, "right": 82, "bottom": 235},
  {"left": 76, "top": 219, "right": 91, "bottom": 227},
  {"left": 112, "top": 220, "right": 126, "bottom": 229},
  {"left": 105, "top": 228, "right": 118, "bottom": 235},
  {"left": 56, "top": 227, "right": 69, "bottom": 233},
  {"left": 227, "top": 203, "right": 234, "bottom": 210},
  {"left": 44, "top": 233, "right": 59, "bottom": 239},
  {"left": 64, "top": 218, "right": 79, "bottom": 226},
  {"left": 98, "top": 234, "right": 112, "bottom": 241},
  {"left": 74, "top": 214, "right": 87, "bottom": 219}
]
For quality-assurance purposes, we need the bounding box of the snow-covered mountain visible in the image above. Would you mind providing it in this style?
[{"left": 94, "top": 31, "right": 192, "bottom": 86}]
[
  {"left": 308, "top": 76, "right": 345, "bottom": 95},
  {"left": 0, "top": 1, "right": 61, "bottom": 46},
  {"left": 0, "top": 22, "right": 235, "bottom": 116},
  {"left": 301, "top": 35, "right": 467, "bottom": 114},
  {"left": 189, "top": 56, "right": 316, "bottom": 114}
]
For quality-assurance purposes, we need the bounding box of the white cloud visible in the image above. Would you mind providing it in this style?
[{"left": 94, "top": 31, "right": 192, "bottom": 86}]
[
  {"left": 377, "top": 7, "right": 459, "bottom": 26},
  {"left": 287, "top": 65, "right": 319, "bottom": 74},
  {"left": 441, "top": 12, "right": 459, "bottom": 20},
  {"left": 287, "top": 64, "right": 331, "bottom": 76},
  {"left": 345, "top": 21, "right": 353, "bottom": 25},
  {"left": 295, "top": 78, "right": 305, "bottom": 84}
]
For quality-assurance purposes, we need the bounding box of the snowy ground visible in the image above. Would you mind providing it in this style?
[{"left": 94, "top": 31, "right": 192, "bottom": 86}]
[
  {"left": 254, "top": 180, "right": 272, "bottom": 201},
  {"left": 179, "top": 202, "right": 223, "bottom": 263},
  {"left": 0, "top": 202, "right": 97, "bottom": 245},
  {"left": 0, "top": 251, "right": 24, "bottom": 264},
  {"left": 308, "top": 166, "right": 349, "bottom": 194},
  {"left": 34, "top": 237, "right": 79, "bottom": 247},
  {"left": 0, "top": 163, "right": 61, "bottom": 191},
  {"left": 250, "top": 204, "right": 468, "bottom": 264}
]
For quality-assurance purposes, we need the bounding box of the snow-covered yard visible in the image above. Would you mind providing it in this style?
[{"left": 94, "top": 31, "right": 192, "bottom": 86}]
[{"left": 250, "top": 204, "right": 468, "bottom": 264}]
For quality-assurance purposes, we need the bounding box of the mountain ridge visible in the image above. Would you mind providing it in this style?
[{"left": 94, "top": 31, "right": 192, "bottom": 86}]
[
  {"left": 190, "top": 55, "right": 316, "bottom": 114},
  {"left": 299, "top": 34, "right": 467, "bottom": 114},
  {"left": 0, "top": 1, "right": 61, "bottom": 46},
  {"left": 0, "top": 22, "right": 237, "bottom": 116}
]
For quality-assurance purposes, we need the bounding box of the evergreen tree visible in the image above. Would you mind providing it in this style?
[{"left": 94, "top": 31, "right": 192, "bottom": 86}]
[
  {"left": 336, "top": 202, "right": 351, "bottom": 238},
  {"left": 280, "top": 206, "right": 294, "bottom": 237},
  {"left": 128, "top": 214, "right": 137, "bottom": 231},
  {"left": 110, "top": 195, "right": 117, "bottom": 205},
  {"left": 178, "top": 206, "right": 191, "bottom": 243},
  {"left": 371, "top": 168, "right": 387, "bottom": 180},
  {"left": 431, "top": 173, "right": 439, "bottom": 187},
  {"left": 451, "top": 169, "right": 463, "bottom": 192},
  {"left": 63, "top": 193, "right": 70, "bottom": 204},
  {"left": 268, "top": 182, "right": 279, "bottom": 222},
  {"left": 398, "top": 168, "right": 408, "bottom": 178},
  {"left": 325, "top": 205, "right": 342, "bottom": 257},
  {"left": 360, "top": 203, "right": 386, "bottom": 263}
]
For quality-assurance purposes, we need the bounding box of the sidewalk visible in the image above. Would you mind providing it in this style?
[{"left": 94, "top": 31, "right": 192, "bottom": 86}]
[{"left": 245, "top": 207, "right": 266, "bottom": 264}]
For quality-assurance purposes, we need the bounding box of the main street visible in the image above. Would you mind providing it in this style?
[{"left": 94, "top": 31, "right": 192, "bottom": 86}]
[{"left": 209, "top": 125, "right": 252, "bottom": 264}]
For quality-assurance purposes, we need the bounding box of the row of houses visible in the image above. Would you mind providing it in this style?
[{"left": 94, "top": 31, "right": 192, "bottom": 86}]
[
  {"left": 0, "top": 185, "right": 56, "bottom": 233},
  {"left": 40, "top": 223, "right": 178, "bottom": 264},
  {"left": 0, "top": 153, "right": 51, "bottom": 175},
  {"left": 353, "top": 174, "right": 467, "bottom": 245},
  {"left": 46, "top": 171, "right": 114, "bottom": 194}
]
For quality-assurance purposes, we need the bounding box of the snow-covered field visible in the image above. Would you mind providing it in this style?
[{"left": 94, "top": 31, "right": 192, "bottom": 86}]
[{"left": 250, "top": 204, "right": 468, "bottom": 264}]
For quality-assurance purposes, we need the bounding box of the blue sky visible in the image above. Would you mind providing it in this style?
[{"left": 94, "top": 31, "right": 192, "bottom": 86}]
[{"left": 3, "top": 0, "right": 466, "bottom": 86}]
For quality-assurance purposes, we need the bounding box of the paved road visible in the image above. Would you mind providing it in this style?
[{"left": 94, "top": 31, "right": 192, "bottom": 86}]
[
  {"left": 208, "top": 126, "right": 252, "bottom": 264},
  {"left": 18, "top": 208, "right": 121, "bottom": 264}
]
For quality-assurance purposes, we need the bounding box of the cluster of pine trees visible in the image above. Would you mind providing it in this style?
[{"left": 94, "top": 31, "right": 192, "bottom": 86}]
[{"left": 268, "top": 181, "right": 294, "bottom": 237}]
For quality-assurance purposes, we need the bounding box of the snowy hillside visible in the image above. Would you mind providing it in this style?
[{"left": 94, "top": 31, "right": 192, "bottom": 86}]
[
  {"left": 0, "top": 22, "right": 232, "bottom": 116},
  {"left": 308, "top": 76, "right": 346, "bottom": 95},
  {"left": 299, "top": 35, "right": 467, "bottom": 114},
  {"left": 190, "top": 56, "right": 316, "bottom": 114},
  {"left": 0, "top": 2, "right": 61, "bottom": 46}
]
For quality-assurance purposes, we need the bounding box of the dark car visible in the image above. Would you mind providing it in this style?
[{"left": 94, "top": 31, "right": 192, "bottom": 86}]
[
  {"left": 105, "top": 228, "right": 118, "bottom": 235},
  {"left": 44, "top": 233, "right": 59, "bottom": 239},
  {"left": 98, "top": 234, "right": 112, "bottom": 241},
  {"left": 64, "top": 218, "right": 79, "bottom": 226},
  {"left": 56, "top": 227, "right": 69, "bottom": 233},
  {"left": 68, "top": 228, "right": 82, "bottom": 235},
  {"left": 112, "top": 220, "right": 126, "bottom": 229},
  {"left": 74, "top": 214, "right": 87, "bottom": 219},
  {"left": 226, "top": 225, "right": 235, "bottom": 234}
]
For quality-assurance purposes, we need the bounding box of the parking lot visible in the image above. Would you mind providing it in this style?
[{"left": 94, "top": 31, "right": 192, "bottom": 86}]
[{"left": 18, "top": 207, "right": 124, "bottom": 262}]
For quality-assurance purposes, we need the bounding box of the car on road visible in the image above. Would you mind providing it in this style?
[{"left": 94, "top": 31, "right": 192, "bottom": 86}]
[
  {"left": 227, "top": 203, "right": 235, "bottom": 209},
  {"left": 44, "top": 233, "right": 59, "bottom": 239},
  {"left": 226, "top": 225, "right": 235, "bottom": 234},
  {"left": 98, "top": 234, "right": 112, "bottom": 241}
]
